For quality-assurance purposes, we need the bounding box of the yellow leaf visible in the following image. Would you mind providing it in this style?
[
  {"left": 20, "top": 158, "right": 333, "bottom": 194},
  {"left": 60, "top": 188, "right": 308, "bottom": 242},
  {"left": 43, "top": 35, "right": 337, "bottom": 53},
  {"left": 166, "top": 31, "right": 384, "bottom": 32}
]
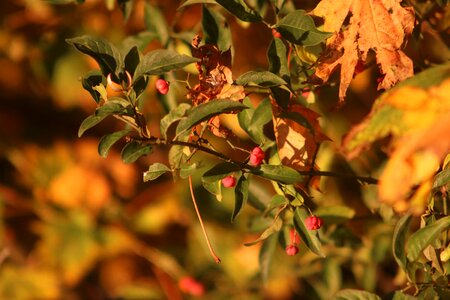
[
  {"left": 313, "top": 0, "right": 415, "bottom": 102},
  {"left": 345, "top": 79, "right": 450, "bottom": 213}
]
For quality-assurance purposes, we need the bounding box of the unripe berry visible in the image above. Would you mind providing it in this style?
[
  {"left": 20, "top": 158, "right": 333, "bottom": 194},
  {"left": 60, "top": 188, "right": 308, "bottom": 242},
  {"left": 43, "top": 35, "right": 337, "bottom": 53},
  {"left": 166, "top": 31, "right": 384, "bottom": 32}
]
[
  {"left": 305, "top": 215, "right": 323, "bottom": 230},
  {"left": 155, "top": 78, "right": 169, "bottom": 95},
  {"left": 178, "top": 276, "right": 205, "bottom": 297},
  {"left": 285, "top": 244, "right": 299, "bottom": 256},
  {"left": 249, "top": 146, "right": 265, "bottom": 166},
  {"left": 222, "top": 175, "right": 237, "bottom": 188}
]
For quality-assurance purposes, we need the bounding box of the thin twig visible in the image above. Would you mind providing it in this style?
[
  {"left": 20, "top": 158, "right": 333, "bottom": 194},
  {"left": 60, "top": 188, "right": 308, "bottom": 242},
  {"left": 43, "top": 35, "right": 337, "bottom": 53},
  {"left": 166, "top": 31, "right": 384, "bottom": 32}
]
[{"left": 188, "top": 175, "right": 221, "bottom": 263}]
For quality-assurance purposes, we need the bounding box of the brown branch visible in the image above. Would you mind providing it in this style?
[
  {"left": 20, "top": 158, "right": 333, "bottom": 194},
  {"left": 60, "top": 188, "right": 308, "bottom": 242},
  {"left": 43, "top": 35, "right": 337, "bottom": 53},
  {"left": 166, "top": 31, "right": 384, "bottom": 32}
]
[{"left": 135, "top": 136, "right": 378, "bottom": 184}]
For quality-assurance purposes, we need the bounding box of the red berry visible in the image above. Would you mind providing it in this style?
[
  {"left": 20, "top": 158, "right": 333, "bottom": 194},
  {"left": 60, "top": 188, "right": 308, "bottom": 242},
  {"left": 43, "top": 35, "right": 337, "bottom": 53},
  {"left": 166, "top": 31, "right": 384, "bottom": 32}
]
[
  {"left": 305, "top": 215, "right": 323, "bottom": 230},
  {"left": 271, "top": 28, "right": 282, "bottom": 39},
  {"left": 179, "top": 276, "right": 205, "bottom": 297},
  {"left": 289, "top": 228, "right": 301, "bottom": 245},
  {"left": 222, "top": 175, "right": 237, "bottom": 188},
  {"left": 249, "top": 147, "right": 265, "bottom": 166},
  {"left": 155, "top": 79, "right": 169, "bottom": 95},
  {"left": 285, "top": 244, "right": 299, "bottom": 256}
]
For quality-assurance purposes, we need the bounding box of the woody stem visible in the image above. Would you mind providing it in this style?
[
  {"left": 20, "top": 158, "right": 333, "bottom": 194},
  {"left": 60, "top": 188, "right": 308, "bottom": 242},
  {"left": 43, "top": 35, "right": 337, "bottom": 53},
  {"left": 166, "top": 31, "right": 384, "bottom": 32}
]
[{"left": 136, "top": 136, "right": 378, "bottom": 184}]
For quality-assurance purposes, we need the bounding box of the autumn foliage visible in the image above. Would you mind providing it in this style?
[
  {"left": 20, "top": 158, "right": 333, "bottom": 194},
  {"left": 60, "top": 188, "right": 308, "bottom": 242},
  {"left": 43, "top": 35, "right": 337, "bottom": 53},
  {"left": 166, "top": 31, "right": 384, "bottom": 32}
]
[{"left": 1, "top": 0, "right": 450, "bottom": 299}]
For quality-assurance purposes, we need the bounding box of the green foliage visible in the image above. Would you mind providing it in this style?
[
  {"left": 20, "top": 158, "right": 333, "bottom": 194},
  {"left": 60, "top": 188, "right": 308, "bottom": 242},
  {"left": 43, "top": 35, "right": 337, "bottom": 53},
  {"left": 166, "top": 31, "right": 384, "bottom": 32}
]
[
  {"left": 236, "top": 71, "right": 287, "bottom": 87},
  {"left": 121, "top": 141, "right": 152, "bottom": 163},
  {"left": 143, "top": 163, "right": 171, "bottom": 181},
  {"left": 175, "top": 99, "right": 248, "bottom": 136},
  {"left": 215, "top": 0, "right": 263, "bottom": 22},
  {"left": 66, "top": 35, "right": 123, "bottom": 77},
  {"left": 294, "top": 207, "right": 324, "bottom": 257},
  {"left": 276, "top": 10, "right": 332, "bottom": 46},
  {"left": 133, "top": 49, "right": 197, "bottom": 81},
  {"left": 98, "top": 129, "right": 133, "bottom": 158}
]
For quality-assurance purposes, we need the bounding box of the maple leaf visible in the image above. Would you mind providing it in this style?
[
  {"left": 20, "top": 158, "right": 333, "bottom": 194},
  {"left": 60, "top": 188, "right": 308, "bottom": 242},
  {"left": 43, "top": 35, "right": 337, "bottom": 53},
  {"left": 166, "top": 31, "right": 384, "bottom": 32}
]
[
  {"left": 272, "top": 102, "right": 330, "bottom": 188},
  {"left": 312, "top": 0, "right": 415, "bottom": 102},
  {"left": 343, "top": 78, "right": 450, "bottom": 214}
]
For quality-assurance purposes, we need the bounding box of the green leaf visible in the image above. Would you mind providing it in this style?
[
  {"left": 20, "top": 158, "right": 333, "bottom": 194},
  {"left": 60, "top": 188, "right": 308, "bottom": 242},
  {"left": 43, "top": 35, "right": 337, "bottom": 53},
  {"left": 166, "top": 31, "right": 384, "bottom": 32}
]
[
  {"left": 134, "top": 49, "right": 197, "bottom": 81},
  {"left": 202, "top": 162, "right": 241, "bottom": 183},
  {"left": 276, "top": 10, "right": 332, "bottom": 46},
  {"left": 247, "top": 98, "right": 272, "bottom": 143},
  {"left": 81, "top": 71, "right": 104, "bottom": 104},
  {"left": 236, "top": 71, "right": 287, "bottom": 87},
  {"left": 215, "top": 0, "right": 262, "bottom": 22},
  {"left": 315, "top": 206, "right": 356, "bottom": 224},
  {"left": 66, "top": 35, "right": 123, "bottom": 76},
  {"left": 179, "top": 162, "right": 200, "bottom": 179},
  {"left": 259, "top": 232, "right": 278, "bottom": 283},
  {"left": 144, "top": 3, "right": 169, "bottom": 45},
  {"left": 178, "top": 0, "right": 216, "bottom": 10},
  {"left": 433, "top": 168, "right": 450, "bottom": 191},
  {"left": 232, "top": 175, "right": 249, "bottom": 221},
  {"left": 294, "top": 207, "right": 324, "bottom": 257},
  {"left": 244, "top": 217, "right": 282, "bottom": 246},
  {"left": 392, "top": 214, "right": 412, "bottom": 272},
  {"left": 98, "top": 130, "right": 132, "bottom": 158},
  {"left": 270, "top": 85, "right": 290, "bottom": 109},
  {"left": 168, "top": 144, "right": 189, "bottom": 170},
  {"left": 160, "top": 103, "right": 191, "bottom": 139},
  {"left": 78, "top": 114, "right": 107, "bottom": 137},
  {"left": 143, "top": 163, "right": 171, "bottom": 182},
  {"left": 176, "top": 99, "right": 248, "bottom": 136},
  {"left": 202, "top": 5, "right": 232, "bottom": 51},
  {"left": 202, "top": 162, "right": 239, "bottom": 201},
  {"left": 254, "top": 164, "right": 302, "bottom": 184},
  {"left": 202, "top": 180, "right": 222, "bottom": 202},
  {"left": 267, "top": 38, "right": 289, "bottom": 82},
  {"left": 124, "top": 46, "right": 140, "bottom": 77},
  {"left": 406, "top": 216, "right": 450, "bottom": 262},
  {"left": 237, "top": 97, "right": 254, "bottom": 134},
  {"left": 333, "top": 289, "right": 381, "bottom": 300},
  {"left": 95, "top": 100, "right": 131, "bottom": 118},
  {"left": 121, "top": 141, "right": 152, "bottom": 164}
]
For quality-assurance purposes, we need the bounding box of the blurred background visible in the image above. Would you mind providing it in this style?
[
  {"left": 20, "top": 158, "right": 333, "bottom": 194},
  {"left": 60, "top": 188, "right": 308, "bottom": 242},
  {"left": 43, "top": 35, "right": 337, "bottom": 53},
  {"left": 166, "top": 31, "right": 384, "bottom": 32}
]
[{"left": 0, "top": 0, "right": 448, "bottom": 299}]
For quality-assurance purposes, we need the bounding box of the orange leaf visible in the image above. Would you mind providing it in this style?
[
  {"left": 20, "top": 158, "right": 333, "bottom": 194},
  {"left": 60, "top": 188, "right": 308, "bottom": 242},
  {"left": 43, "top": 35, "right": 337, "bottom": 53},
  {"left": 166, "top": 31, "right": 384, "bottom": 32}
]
[
  {"left": 313, "top": 0, "right": 415, "bottom": 102},
  {"left": 272, "top": 103, "right": 329, "bottom": 174}
]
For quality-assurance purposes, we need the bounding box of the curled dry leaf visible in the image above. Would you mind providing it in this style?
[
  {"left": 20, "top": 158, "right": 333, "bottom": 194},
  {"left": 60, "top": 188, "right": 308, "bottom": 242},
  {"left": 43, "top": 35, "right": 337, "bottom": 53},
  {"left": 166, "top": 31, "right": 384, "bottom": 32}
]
[
  {"left": 343, "top": 79, "right": 450, "bottom": 214},
  {"left": 188, "top": 35, "right": 245, "bottom": 137},
  {"left": 312, "top": 0, "right": 415, "bottom": 102}
]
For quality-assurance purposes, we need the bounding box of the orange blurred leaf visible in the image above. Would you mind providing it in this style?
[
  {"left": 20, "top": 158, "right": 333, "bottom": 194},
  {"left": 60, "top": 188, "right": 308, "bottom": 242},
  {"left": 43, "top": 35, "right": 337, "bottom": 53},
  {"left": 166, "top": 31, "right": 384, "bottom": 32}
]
[{"left": 344, "top": 79, "right": 450, "bottom": 213}]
